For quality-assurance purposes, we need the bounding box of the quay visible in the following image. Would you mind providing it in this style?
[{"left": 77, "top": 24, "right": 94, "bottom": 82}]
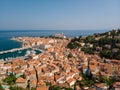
[{"left": 0, "top": 47, "right": 31, "bottom": 54}]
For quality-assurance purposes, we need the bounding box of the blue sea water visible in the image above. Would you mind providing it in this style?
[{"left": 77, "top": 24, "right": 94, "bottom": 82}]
[{"left": 0, "top": 30, "right": 108, "bottom": 59}]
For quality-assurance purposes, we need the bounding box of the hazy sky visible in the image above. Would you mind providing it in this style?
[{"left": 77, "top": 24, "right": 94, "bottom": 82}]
[{"left": 0, "top": 0, "right": 120, "bottom": 30}]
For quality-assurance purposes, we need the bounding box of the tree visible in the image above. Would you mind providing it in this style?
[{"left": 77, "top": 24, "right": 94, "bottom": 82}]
[
  {"left": 49, "top": 86, "right": 61, "bottom": 90},
  {"left": 31, "top": 87, "right": 36, "bottom": 90},
  {"left": 115, "top": 50, "right": 120, "bottom": 60},
  {"left": 79, "top": 73, "right": 95, "bottom": 87},
  {"left": 81, "top": 47, "right": 94, "bottom": 54},
  {"left": 3, "top": 74, "right": 16, "bottom": 85},
  {"left": 99, "top": 50, "right": 113, "bottom": 59},
  {"left": 67, "top": 42, "right": 80, "bottom": 49},
  {"left": 68, "top": 53, "right": 73, "bottom": 58},
  {"left": 62, "top": 87, "right": 73, "bottom": 90},
  {"left": 101, "top": 76, "right": 114, "bottom": 88},
  {"left": 0, "top": 84, "right": 4, "bottom": 90},
  {"left": 10, "top": 86, "right": 27, "bottom": 90},
  {"left": 45, "top": 81, "right": 51, "bottom": 86}
]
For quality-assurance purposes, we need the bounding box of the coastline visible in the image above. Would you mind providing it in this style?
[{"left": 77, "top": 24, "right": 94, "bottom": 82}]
[
  {"left": 11, "top": 37, "right": 23, "bottom": 46},
  {"left": 0, "top": 30, "right": 120, "bottom": 90},
  {"left": 0, "top": 30, "right": 108, "bottom": 51}
]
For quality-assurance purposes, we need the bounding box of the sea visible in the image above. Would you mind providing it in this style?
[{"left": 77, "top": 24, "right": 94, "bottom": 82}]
[{"left": 0, "top": 30, "right": 109, "bottom": 60}]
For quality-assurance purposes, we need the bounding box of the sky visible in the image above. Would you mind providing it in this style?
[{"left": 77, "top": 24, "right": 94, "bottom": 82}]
[{"left": 0, "top": 0, "right": 120, "bottom": 30}]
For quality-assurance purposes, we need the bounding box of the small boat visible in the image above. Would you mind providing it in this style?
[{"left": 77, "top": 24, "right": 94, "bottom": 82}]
[
  {"left": 25, "top": 50, "right": 31, "bottom": 56},
  {"left": 18, "top": 51, "right": 21, "bottom": 53},
  {"left": 31, "top": 50, "right": 36, "bottom": 55}
]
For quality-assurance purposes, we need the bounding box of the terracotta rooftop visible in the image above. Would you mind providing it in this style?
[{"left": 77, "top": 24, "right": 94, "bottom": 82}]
[
  {"left": 16, "top": 77, "right": 26, "bottom": 83},
  {"left": 36, "top": 86, "right": 48, "bottom": 90}
]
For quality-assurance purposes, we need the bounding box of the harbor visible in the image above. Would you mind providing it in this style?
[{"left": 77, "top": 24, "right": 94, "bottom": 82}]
[
  {"left": 0, "top": 43, "right": 43, "bottom": 60},
  {"left": 0, "top": 48, "right": 41, "bottom": 60}
]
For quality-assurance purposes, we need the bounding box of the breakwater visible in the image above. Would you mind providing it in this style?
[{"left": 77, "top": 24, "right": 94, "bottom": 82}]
[{"left": 0, "top": 47, "right": 30, "bottom": 54}]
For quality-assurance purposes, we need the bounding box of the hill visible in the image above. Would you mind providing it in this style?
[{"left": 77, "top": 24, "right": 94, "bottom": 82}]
[{"left": 67, "top": 29, "right": 120, "bottom": 60}]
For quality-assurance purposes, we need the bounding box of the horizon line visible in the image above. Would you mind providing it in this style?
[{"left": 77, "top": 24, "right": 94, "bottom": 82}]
[{"left": 0, "top": 29, "right": 117, "bottom": 31}]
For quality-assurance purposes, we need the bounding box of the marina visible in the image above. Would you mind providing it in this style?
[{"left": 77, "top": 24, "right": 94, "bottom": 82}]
[{"left": 0, "top": 46, "right": 41, "bottom": 60}]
